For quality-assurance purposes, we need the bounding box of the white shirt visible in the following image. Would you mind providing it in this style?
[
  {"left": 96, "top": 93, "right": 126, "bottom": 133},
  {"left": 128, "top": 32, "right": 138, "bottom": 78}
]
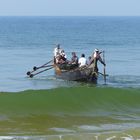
[
  {"left": 53, "top": 48, "right": 61, "bottom": 57},
  {"left": 78, "top": 57, "right": 87, "bottom": 67}
]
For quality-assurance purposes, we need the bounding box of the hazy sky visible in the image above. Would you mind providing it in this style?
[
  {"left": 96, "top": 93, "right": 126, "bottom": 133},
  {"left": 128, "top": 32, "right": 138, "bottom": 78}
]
[{"left": 0, "top": 0, "right": 140, "bottom": 16}]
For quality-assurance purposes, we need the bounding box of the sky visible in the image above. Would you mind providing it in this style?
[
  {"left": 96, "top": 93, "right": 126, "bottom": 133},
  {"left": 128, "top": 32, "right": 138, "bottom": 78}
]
[{"left": 0, "top": 0, "right": 140, "bottom": 16}]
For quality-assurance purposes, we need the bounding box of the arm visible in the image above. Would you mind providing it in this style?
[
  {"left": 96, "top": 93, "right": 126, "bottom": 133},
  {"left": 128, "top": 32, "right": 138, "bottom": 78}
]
[{"left": 98, "top": 56, "right": 106, "bottom": 66}]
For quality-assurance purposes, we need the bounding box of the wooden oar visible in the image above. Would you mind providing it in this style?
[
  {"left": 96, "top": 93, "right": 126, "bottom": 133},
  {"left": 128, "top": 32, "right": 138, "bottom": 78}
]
[
  {"left": 38, "top": 60, "right": 53, "bottom": 68},
  {"left": 103, "top": 51, "right": 106, "bottom": 84},
  {"left": 33, "top": 64, "right": 53, "bottom": 71},
  {"left": 29, "top": 66, "right": 54, "bottom": 78},
  {"left": 26, "top": 60, "right": 53, "bottom": 75}
]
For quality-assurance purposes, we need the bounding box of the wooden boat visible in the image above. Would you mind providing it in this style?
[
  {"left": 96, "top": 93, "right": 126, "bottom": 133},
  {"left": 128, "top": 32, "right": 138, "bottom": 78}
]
[
  {"left": 27, "top": 51, "right": 106, "bottom": 83},
  {"left": 54, "top": 63, "right": 98, "bottom": 83}
]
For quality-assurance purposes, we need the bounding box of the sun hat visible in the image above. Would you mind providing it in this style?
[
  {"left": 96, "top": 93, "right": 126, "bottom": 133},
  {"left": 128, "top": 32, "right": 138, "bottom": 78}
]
[{"left": 94, "top": 48, "right": 99, "bottom": 52}]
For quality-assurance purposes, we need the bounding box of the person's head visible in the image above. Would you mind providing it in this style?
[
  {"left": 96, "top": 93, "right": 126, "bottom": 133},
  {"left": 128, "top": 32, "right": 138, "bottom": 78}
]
[
  {"left": 81, "top": 54, "right": 85, "bottom": 57},
  {"left": 57, "top": 44, "right": 60, "bottom": 49},
  {"left": 72, "top": 52, "right": 76, "bottom": 56},
  {"left": 94, "top": 48, "right": 99, "bottom": 53}
]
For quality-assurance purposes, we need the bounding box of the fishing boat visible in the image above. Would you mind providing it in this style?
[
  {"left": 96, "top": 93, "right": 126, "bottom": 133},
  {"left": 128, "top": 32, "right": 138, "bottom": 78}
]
[
  {"left": 54, "top": 63, "right": 98, "bottom": 83},
  {"left": 26, "top": 51, "right": 106, "bottom": 84}
]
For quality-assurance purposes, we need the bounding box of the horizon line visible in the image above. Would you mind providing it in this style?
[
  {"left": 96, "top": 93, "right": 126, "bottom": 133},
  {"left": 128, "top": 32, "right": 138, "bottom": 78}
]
[{"left": 0, "top": 15, "right": 140, "bottom": 17}]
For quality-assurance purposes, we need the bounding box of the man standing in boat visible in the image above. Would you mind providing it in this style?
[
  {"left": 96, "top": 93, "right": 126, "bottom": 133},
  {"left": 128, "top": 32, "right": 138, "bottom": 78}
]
[
  {"left": 53, "top": 44, "right": 62, "bottom": 64},
  {"left": 89, "top": 49, "right": 106, "bottom": 73},
  {"left": 53, "top": 44, "right": 62, "bottom": 57}
]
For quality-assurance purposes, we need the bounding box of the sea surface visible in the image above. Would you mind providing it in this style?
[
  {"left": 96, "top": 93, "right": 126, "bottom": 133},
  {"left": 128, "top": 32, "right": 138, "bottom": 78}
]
[{"left": 0, "top": 16, "right": 140, "bottom": 139}]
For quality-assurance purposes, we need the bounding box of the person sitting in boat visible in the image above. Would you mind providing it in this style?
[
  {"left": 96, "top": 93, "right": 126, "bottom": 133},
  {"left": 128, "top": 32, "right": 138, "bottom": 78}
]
[
  {"left": 55, "top": 51, "right": 68, "bottom": 70},
  {"left": 89, "top": 48, "right": 106, "bottom": 72},
  {"left": 70, "top": 52, "right": 78, "bottom": 65},
  {"left": 78, "top": 53, "right": 87, "bottom": 67},
  {"left": 65, "top": 52, "right": 79, "bottom": 70},
  {"left": 60, "top": 50, "right": 67, "bottom": 62},
  {"left": 87, "top": 56, "right": 92, "bottom": 65},
  {"left": 55, "top": 52, "right": 65, "bottom": 64}
]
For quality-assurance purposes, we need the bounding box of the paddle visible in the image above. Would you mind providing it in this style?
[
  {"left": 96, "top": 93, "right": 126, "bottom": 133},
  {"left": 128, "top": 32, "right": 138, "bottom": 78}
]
[
  {"left": 26, "top": 60, "right": 53, "bottom": 75},
  {"left": 29, "top": 66, "right": 54, "bottom": 78},
  {"left": 33, "top": 64, "right": 53, "bottom": 71},
  {"left": 103, "top": 51, "right": 106, "bottom": 84},
  {"left": 33, "top": 60, "right": 53, "bottom": 70}
]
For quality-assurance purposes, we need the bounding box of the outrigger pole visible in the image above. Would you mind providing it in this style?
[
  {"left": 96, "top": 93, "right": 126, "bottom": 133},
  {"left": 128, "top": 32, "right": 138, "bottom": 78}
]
[
  {"left": 26, "top": 60, "right": 54, "bottom": 78},
  {"left": 103, "top": 51, "right": 106, "bottom": 84}
]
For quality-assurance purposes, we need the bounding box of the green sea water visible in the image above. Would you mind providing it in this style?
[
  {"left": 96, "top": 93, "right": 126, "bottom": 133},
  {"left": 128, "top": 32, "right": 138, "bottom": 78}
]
[{"left": 0, "top": 87, "right": 140, "bottom": 139}]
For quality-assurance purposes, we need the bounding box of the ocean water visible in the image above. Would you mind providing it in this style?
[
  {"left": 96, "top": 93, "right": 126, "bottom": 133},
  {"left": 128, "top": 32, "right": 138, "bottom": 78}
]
[
  {"left": 0, "top": 16, "right": 140, "bottom": 139},
  {"left": 0, "top": 16, "right": 140, "bottom": 91}
]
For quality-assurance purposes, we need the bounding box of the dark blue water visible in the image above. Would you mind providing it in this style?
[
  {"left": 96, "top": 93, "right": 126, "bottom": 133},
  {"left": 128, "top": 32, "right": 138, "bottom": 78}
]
[{"left": 0, "top": 16, "right": 140, "bottom": 91}]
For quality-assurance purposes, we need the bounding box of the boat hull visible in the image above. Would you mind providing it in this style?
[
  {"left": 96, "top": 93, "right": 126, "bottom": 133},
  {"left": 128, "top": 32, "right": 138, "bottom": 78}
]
[{"left": 54, "top": 65, "right": 97, "bottom": 83}]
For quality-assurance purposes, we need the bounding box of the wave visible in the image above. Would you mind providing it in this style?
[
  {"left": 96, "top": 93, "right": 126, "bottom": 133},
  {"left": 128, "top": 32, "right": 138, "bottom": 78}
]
[
  {"left": 0, "top": 87, "right": 140, "bottom": 136},
  {"left": 0, "top": 87, "right": 140, "bottom": 117}
]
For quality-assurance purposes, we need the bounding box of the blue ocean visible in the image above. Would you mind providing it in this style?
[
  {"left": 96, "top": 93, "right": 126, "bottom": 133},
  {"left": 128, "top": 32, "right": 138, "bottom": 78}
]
[
  {"left": 0, "top": 16, "right": 140, "bottom": 139},
  {"left": 0, "top": 16, "right": 140, "bottom": 91}
]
